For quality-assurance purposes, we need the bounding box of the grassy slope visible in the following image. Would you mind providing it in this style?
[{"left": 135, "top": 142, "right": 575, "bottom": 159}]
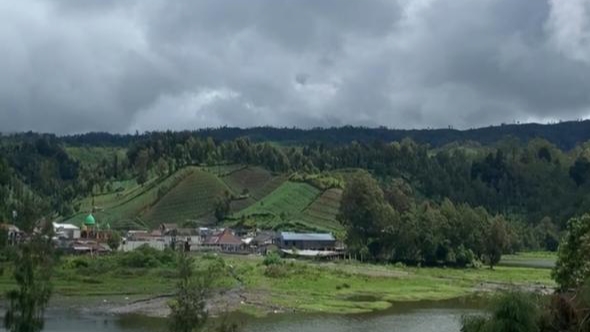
[{"left": 141, "top": 169, "right": 231, "bottom": 226}]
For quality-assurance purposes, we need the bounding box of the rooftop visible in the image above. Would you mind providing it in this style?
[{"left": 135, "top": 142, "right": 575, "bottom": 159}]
[
  {"left": 53, "top": 222, "right": 80, "bottom": 230},
  {"left": 280, "top": 232, "right": 335, "bottom": 242}
]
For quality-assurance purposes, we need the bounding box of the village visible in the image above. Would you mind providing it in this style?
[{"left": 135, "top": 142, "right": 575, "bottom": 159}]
[{"left": 3, "top": 212, "right": 345, "bottom": 260}]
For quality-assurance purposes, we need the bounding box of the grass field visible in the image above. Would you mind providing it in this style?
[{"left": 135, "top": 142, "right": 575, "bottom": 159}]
[
  {"left": 0, "top": 252, "right": 554, "bottom": 316},
  {"left": 141, "top": 169, "right": 231, "bottom": 226},
  {"left": 499, "top": 251, "right": 557, "bottom": 269},
  {"left": 225, "top": 254, "right": 555, "bottom": 314},
  {"left": 301, "top": 188, "right": 343, "bottom": 231}
]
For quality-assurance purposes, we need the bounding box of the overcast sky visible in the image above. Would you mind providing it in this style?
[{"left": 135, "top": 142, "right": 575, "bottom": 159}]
[{"left": 1, "top": 0, "right": 590, "bottom": 134}]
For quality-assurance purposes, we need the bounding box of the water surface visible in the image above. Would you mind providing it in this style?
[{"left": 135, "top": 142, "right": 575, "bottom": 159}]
[{"left": 3, "top": 299, "right": 484, "bottom": 332}]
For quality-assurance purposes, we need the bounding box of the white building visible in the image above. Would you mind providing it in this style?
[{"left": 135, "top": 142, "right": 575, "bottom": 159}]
[{"left": 53, "top": 222, "right": 81, "bottom": 240}]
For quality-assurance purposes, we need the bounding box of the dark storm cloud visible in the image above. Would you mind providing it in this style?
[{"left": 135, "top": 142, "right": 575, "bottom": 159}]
[{"left": 1, "top": 0, "right": 589, "bottom": 133}]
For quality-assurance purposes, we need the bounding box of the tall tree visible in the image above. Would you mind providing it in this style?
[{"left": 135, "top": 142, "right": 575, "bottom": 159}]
[
  {"left": 4, "top": 194, "right": 54, "bottom": 332},
  {"left": 169, "top": 253, "right": 211, "bottom": 332},
  {"left": 553, "top": 214, "right": 590, "bottom": 290},
  {"left": 485, "top": 216, "right": 508, "bottom": 269},
  {"left": 338, "top": 172, "right": 397, "bottom": 261}
]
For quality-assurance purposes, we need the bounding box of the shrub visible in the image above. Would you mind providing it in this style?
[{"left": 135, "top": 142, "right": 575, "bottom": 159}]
[{"left": 263, "top": 252, "right": 282, "bottom": 266}]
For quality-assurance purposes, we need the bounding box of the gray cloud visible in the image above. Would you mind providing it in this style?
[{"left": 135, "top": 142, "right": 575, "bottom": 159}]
[{"left": 1, "top": 0, "right": 589, "bottom": 134}]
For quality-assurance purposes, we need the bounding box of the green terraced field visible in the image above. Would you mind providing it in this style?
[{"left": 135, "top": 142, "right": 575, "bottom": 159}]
[
  {"left": 250, "top": 175, "right": 288, "bottom": 200},
  {"left": 237, "top": 181, "right": 321, "bottom": 220},
  {"left": 65, "top": 169, "right": 195, "bottom": 229},
  {"left": 141, "top": 169, "right": 231, "bottom": 226},
  {"left": 222, "top": 166, "right": 273, "bottom": 197},
  {"left": 301, "top": 188, "right": 343, "bottom": 230}
]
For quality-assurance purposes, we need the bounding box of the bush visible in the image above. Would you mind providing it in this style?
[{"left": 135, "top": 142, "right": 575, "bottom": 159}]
[
  {"left": 461, "top": 292, "right": 539, "bottom": 332},
  {"left": 263, "top": 252, "right": 282, "bottom": 266}
]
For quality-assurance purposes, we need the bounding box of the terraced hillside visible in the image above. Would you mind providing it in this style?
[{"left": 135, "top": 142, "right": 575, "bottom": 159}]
[
  {"left": 222, "top": 167, "right": 272, "bottom": 197},
  {"left": 65, "top": 163, "right": 345, "bottom": 232},
  {"left": 301, "top": 188, "right": 343, "bottom": 230},
  {"left": 237, "top": 182, "right": 320, "bottom": 219},
  {"left": 221, "top": 166, "right": 288, "bottom": 212},
  {"left": 142, "top": 169, "right": 231, "bottom": 226},
  {"left": 66, "top": 169, "right": 194, "bottom": 230}
]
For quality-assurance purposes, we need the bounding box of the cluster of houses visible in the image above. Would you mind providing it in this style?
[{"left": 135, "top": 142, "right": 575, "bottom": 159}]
[
  {"left": 1, "top": 217, "right": 345, "bottom": 259},
  {"left": 122, "top": 223, "right": 345, "bottom": 259}
]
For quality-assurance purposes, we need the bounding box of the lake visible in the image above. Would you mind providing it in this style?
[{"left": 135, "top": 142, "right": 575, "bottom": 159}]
[{"left": 1, "top": 298, "right": 484, "bottom": 332}]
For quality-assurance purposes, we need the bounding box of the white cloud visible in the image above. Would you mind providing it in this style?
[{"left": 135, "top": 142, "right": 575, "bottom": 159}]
[{"left": 547, "top": 0, "right": 590, "bottom": 63}]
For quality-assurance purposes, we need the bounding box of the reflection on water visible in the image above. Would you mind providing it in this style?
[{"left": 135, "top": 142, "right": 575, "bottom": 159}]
[{"left": 3, "top": 298, "right": 484, "bottom": 332}]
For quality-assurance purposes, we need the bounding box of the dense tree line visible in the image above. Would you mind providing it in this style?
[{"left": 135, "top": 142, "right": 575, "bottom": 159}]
[
  {"left": 62, "top": 120, "right": 590, "bottom": 150},
  {"left": 338, "top": 172, "right": 510, "bottom": 267},
  {"left": 0, "top": 135, "right": 83, "bottom": 219}
]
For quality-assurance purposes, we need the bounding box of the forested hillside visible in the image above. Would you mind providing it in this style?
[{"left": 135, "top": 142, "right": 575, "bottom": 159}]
[{"left": 1, "top": 123, "right": 590, "bottom": 256}]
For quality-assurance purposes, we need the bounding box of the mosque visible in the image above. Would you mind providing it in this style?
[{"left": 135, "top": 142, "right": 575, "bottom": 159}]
[{"left": 81, "top": 213, "right": 110, "bottom": 240}]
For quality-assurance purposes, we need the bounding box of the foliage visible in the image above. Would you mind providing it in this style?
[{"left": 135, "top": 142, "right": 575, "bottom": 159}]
[
  {"left": 107, "top": 232, "right": 121, "bottom": 251},
  {"left": 552, "top": 214, "right": 590, "bottom": 290},
  {"left": 4, "top": 195, "right": 54, "bottom": 332},
  {"left": 339, "top": 173, "right": 495, "bottom": 266},
  {"left": 263, "top": 251, "right": 282, "bottom": 266},
  {"left": 461, "top": 292, "right": 540, "bottom": 332},
  {"left": 485, "top": 217, "right": 509, "bottom": 269},
  {"left": 214, "top": 191, "right": 232, "bottom": 223},
  {"left": 338, "top": 172, "right": 397, "bottom": 262},
  {"left": 290, "top": 172, "right": 344, "bottom": 190},
  {"left": 169, "top": 252, "right": 210, "bottom": 332},
  {"left": 4, "top": 237, "right": 55, "bottom": 332}
]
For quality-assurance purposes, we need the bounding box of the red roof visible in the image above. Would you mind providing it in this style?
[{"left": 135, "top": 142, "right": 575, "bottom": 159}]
[{"left": 204, "top": 229, "right": 242, "bottom": 246}]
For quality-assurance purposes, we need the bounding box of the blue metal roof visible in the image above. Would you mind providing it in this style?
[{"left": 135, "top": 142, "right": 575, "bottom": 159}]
[{"left": 280, "top": 232, "right": 335, "bottom": 241}]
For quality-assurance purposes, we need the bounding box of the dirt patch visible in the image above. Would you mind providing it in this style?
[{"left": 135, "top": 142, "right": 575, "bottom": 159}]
[{"left": 474, "top": 282, "right": 554, "bottom": 296}]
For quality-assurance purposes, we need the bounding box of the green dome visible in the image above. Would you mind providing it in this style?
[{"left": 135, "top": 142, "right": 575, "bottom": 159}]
[{"left": 84, "top": 214, "right": 96, "bottom": 226}]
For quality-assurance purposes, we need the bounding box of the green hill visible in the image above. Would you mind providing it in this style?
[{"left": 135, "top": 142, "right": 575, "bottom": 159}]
[{"left": 64, "top": 164, "right": 345, "bottom": 232}]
